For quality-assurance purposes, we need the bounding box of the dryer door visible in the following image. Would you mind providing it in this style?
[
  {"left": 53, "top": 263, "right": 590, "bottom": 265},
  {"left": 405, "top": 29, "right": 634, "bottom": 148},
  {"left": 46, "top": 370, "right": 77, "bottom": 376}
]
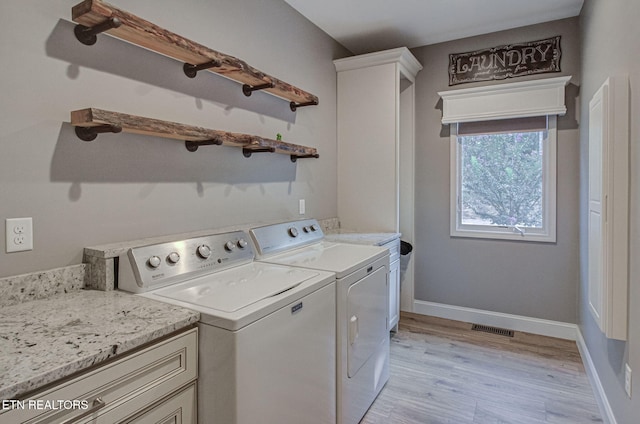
[{"left": 346, "top": 266, "right": 388, "bottom": 377}]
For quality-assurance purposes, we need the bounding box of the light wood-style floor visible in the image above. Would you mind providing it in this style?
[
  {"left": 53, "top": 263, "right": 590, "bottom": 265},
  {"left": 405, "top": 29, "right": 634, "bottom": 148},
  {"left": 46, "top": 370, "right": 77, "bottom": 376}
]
[{"left": 361, "top": 313, "right": 603, "bottom": 424}]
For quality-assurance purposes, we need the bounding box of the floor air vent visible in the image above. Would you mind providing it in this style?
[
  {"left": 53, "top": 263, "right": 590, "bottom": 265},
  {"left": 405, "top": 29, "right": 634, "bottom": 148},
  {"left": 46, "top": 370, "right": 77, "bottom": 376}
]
[{"left": 471, "top": 324, "right": 514, "bottom": 337}]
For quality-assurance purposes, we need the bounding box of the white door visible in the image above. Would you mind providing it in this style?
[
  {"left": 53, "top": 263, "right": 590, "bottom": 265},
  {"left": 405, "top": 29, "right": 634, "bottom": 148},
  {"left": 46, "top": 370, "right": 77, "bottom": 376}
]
[
  {"left": 346, "top": 267, "right": 388, "bottom": 378},
  {"left": 588, "top": 82, "right": 607, "bottom": 330},
  {"left": 587, "top": 76, "right": 629, "bottom": 341}
]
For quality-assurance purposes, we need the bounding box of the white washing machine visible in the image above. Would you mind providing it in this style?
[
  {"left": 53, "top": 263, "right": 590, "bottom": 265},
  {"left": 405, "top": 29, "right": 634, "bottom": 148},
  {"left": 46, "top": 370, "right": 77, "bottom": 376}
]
[
  {"left": 118, "top": 230, "right": 336, "bottom": 424},
  {"left": 250, "top": 219, "right": 390, "bottom": 424}
]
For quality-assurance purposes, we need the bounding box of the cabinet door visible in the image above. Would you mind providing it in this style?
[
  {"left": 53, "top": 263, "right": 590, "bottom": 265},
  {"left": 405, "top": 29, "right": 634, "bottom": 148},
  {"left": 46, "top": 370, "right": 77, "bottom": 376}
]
[
  {"left": 337, "top": 62, "right": 399, "bottom": 232},
  {"left": 124, "top": 383, "right": 196, "bottom": 424},
  {"left": 388, "top": 259, "right": 400, "bottom": 330},
  {"left": 588, "top": 76, "right": 629, "bottom": 340},
  {"left": 1, "top": 329, "right": 197, "bottom": 424},
  {"left": 587, "top": 81, "right": 606, "bottom": 332},
  {"left": 381, "top": 239, "right": 400, "bottom": 330}
]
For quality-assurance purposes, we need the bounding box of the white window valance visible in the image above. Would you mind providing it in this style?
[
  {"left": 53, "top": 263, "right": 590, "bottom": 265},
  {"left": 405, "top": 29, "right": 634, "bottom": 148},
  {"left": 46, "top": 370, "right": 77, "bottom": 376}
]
[{"left": 438, "top": 76, "right": 571, "bottom": 124}]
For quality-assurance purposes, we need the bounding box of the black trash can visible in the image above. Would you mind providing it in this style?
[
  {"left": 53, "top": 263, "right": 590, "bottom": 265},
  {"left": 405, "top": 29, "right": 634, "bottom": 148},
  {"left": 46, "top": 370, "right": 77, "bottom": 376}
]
[{"left": 400, "top": 240, "right": 413, "bottom": 255}]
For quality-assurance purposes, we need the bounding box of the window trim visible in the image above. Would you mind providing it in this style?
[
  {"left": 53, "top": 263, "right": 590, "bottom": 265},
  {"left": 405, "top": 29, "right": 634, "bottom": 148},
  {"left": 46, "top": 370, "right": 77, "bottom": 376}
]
[
  {"left": 449, "top": 115, "right": 557, "bottom": 243},
  {"left": 438, "top": 76, "right": 571, "bottom": 124}
]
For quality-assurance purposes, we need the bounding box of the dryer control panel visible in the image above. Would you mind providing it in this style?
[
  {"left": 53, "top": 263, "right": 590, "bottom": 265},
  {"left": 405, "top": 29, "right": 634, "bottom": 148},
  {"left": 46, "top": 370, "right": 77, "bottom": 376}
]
[{"left": 250, "top": 219, "right": 324, "bottom": 256}]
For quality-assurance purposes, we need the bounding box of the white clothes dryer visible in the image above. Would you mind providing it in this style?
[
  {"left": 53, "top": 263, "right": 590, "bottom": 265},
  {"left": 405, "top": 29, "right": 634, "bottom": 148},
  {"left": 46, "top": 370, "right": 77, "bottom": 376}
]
[{"left": 250, "top": 219, "right": 390, "bottom": 424}]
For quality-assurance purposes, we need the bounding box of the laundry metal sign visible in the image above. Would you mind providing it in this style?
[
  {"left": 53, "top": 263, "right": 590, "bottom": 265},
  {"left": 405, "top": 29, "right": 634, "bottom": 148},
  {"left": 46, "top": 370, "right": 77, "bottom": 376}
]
[{"left": 448, "top": 36, "right": 561, "bottom": 85}]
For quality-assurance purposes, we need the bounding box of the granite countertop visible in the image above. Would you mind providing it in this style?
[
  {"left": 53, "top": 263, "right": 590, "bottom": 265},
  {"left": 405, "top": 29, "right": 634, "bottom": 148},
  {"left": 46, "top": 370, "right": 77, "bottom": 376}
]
[
  {"left": 324, "top": 231, "right": 401, "bottom": 246},
  {"left": 0, "top": 290, "right": 199, "bottom": 401}
]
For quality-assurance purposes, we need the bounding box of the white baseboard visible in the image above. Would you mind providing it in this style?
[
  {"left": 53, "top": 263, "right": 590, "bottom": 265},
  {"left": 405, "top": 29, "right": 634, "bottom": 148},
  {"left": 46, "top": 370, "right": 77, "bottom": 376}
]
[
  {"left": 413, "top": 300, "right": 577, "bottom": 340},
  {"left": 576, "top": 329, "right": 617, "bottom": 424}
]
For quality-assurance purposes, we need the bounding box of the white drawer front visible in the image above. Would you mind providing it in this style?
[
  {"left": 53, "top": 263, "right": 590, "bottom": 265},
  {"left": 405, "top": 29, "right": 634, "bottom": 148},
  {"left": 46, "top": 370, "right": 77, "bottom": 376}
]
[
  {"left": 2, "top": 328, "right": 197, "bottom": 424},
  {"left": 124, "top": 383, "right": 196, "bottom": 424}
]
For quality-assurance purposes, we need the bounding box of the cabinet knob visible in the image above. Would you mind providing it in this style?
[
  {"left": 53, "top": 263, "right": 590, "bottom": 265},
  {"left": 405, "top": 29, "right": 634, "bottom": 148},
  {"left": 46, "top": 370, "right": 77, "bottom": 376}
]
[{"left": 58, "top": 397, "right": 106, "bottom": 424}]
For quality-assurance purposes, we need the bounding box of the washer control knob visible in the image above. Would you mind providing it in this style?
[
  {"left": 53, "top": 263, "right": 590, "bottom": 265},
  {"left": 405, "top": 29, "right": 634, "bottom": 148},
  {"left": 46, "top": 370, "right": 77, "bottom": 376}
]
[
  {"left": 303, "top": 226, "right": 311, "bottom": 233},
  {"left": 311, "top": 224, "right": 320, "bottom": 232},
  {"left": 225, "top": 241, "right": 236, "bottom": 252},
  {"left": 148, "top": 256, "right": 161, "bottom": 268},
  {"left": 237, "top": 239, "right": 248, "bottom": 249},
  {"left": 288, "top": 227, "right": 299, "bottom": 238},
  {"left": 167, "top": 252, "right": 180, "bottom": 264},
  {"left": 197, "top": 244, "right": 212, "bottom": 259}
]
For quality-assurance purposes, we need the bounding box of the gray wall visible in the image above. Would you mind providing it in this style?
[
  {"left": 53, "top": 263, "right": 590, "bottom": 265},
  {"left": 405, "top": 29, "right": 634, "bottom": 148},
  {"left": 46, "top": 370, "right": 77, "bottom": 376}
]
[
  {"left": 411, "top": 18, "right": 581, "bottom": 323},
  {"left": 579, "top": 1, "right": 640, "bottom": 422},
  {"left": 0, "top": 0, "right": 349, "bottom": 277}
]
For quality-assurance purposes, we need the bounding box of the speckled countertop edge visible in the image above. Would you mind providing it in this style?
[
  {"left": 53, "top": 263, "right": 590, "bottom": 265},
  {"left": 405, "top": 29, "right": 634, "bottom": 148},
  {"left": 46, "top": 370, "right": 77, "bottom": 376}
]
[
  {"left": 0, "top": 264, "right": 88, "bottom": 308},
  {"left": 0, "top": 290, "right": 199, "bottom": 401}
]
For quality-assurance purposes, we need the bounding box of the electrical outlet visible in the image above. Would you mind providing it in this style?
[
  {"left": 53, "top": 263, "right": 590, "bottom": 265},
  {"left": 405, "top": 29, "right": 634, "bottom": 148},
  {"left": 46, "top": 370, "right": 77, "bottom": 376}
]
[
  {"left": 625, "top": 363, "right": 632, "bottom": 398},
  {"left": 299, "top": 199, "right": 306, "bottom": 215},
  {"left": 6, "top": 217, "right": 33, "bottom": 253}
]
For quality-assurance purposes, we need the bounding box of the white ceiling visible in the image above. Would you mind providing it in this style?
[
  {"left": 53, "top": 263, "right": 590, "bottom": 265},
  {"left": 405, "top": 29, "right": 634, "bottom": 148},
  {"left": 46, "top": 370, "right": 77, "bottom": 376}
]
[{"left": 284, "top": 0, "right": 584, "bottom": 54}]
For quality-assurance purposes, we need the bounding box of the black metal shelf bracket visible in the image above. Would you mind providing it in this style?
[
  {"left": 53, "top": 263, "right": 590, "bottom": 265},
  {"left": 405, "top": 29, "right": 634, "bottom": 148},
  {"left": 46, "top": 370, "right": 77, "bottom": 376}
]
[
  {"left": 290, "top": 100, "right": 319, "bottom": 112},
  {"left": 74, "top": 18, "right": 122, "bottom": 46},
  {"left": 75, "top": 125, "right": 122, "bottom": 141},
  {"left": 243, "top": 147, "right": 275, "bottom": 158},
  {"left": 183, "top": 59, "right": 223, "bottom": 78},
  {"left": 290, "top": 153, "right": 319, "bottom": 163},
  {"left": 185, "top": 138, "right": 223, "bottom": 152},
  {"left": 242, "top": 82, "right": 275, "bottom": 97}
]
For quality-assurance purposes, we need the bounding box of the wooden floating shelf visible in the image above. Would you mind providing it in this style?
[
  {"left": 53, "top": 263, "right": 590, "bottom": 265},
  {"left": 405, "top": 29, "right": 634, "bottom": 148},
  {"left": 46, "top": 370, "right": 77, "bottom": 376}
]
[
  {"left": 71, "top": 0, "right": 319, "bottom": 110},
  {"left": 70, "top": 108, "right": 319, "bottom": 161}
]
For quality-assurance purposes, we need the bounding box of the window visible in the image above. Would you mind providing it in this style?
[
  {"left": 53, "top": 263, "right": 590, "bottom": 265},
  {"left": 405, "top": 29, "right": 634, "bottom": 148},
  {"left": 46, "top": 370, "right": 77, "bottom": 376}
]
[
  {"left": 450, "top": 116, "right": 557, "bottom": 242},
  {"left": 439, "top": 76, "right": 569, "bottom": 242}
]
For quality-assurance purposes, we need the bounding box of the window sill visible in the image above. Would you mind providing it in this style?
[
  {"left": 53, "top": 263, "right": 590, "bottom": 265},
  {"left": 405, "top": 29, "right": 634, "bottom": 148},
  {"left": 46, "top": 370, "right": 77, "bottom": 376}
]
[{"left": 451, "top": 228, "right": 556, "bottom": 243}]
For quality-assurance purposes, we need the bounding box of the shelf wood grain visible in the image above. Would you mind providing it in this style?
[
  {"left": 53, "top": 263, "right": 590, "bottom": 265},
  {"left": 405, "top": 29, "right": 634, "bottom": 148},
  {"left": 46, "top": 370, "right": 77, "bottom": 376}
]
[
  {"left": 71, "top": 0, "right": 318, "bottom": 106},
  {"left": 70, "top": 108, "right": 318, "bottom": 157}
]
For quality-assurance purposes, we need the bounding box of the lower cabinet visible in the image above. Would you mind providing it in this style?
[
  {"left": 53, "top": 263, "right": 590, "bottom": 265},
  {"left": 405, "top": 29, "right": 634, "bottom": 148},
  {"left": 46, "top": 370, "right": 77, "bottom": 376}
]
[
  {"left": 125, "top": 383, "right": 196, "bottom": 424},
  {"left": 2, "top": 328, "right": 197, "bottom": 424},
  {"left": 389, "top": 257, "right": 400, "bottom": 330},
  {"left": 381, "top": 239, "right": 401, "bottom": 331}
]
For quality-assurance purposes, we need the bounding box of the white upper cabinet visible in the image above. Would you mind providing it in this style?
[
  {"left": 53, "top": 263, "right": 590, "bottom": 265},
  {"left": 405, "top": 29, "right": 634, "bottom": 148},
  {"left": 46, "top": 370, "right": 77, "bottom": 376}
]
[
  {"left": 588, "top": 75, "right": 629, "bottom": 341},
  {"left": 334, "top": 48, "right": 421, "bottom": 314},
  {"left": 334, "top": 48, "right": 422, "bottom": 233}
]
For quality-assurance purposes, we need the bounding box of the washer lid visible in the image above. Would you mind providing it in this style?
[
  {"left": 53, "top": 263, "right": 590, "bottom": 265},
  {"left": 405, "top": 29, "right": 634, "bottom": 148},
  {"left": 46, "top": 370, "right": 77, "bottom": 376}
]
[
  {"left": 155, "top": 262, "right": 320, "bottom": 313},
  {"left": 140, "top": 262, "right": 335, "bottom": 331}
]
